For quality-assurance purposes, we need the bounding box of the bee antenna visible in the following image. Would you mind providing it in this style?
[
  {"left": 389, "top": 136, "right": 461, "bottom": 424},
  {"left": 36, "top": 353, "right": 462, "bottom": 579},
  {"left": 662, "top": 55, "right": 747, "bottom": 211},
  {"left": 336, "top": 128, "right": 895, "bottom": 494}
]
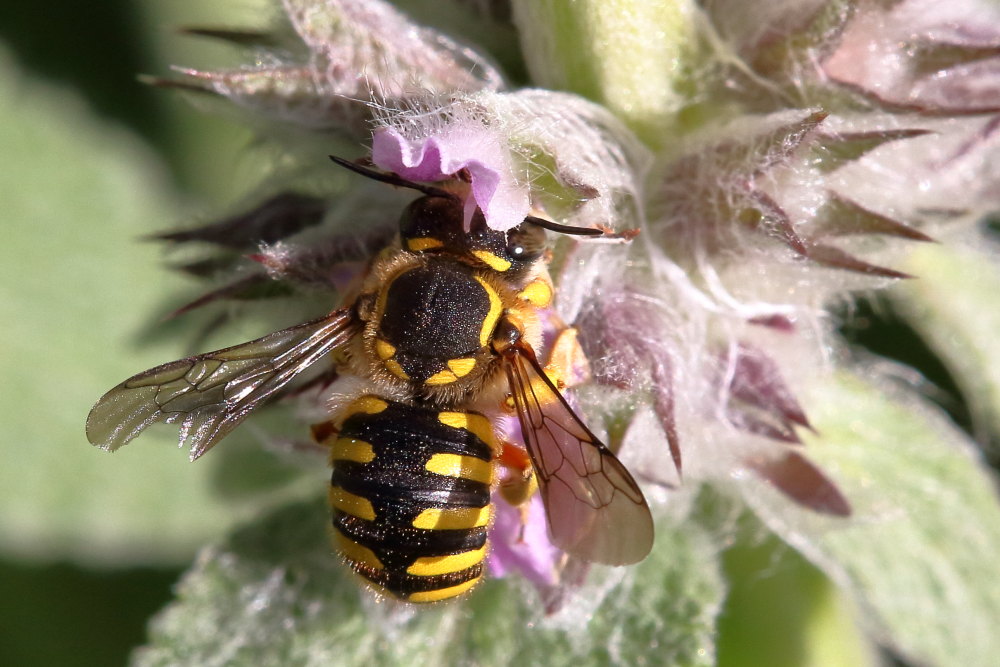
[
  {"left": 523, "top": 215, "right": 606, "bottom": 237},
  {"left": 328, "top": 156, "right": 459, "bottom": 201}
]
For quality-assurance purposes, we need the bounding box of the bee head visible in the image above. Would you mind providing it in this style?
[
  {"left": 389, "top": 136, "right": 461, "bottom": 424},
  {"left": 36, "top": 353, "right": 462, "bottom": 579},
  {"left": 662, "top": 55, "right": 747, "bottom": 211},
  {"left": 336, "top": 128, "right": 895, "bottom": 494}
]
[
  {"left": 328, "top": 155, "right": 605, "bottom": 274},
  {"left": 399, "top": 195, "right": 548, "bottom": 275}
]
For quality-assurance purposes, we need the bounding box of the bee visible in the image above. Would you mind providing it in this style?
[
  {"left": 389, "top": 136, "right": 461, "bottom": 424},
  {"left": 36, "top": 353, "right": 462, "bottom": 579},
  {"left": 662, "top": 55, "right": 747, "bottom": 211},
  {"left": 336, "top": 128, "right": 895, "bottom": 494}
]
[{"left": 86, "top": 156, "right": 654, "bottom": 602}]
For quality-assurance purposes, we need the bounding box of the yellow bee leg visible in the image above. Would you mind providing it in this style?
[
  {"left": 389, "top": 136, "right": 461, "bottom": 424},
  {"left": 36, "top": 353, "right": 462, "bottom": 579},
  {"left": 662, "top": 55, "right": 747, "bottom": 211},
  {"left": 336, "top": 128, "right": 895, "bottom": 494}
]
[
  {"left": 516, "top": 276, "right": 554, "bottom": 308},
  {"left": 497, "top": 442, "right": 539, "bottom": 510},
  {"left": 543, "top": 327, "right": 592, "bottom": 390}
]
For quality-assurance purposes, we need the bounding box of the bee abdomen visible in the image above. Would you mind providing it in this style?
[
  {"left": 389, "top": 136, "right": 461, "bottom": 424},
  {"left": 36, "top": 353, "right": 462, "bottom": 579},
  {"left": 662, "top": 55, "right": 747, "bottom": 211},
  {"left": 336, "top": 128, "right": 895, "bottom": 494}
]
[{"left": 323, "top": 398, "right": 497, "bottom": 602}]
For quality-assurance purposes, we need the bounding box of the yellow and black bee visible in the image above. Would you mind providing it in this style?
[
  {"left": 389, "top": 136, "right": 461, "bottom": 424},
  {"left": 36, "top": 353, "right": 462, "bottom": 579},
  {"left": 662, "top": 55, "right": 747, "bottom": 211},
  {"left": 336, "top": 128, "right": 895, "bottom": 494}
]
[{"left": 86, "top": 157, "right": 654, "bottom": 602}]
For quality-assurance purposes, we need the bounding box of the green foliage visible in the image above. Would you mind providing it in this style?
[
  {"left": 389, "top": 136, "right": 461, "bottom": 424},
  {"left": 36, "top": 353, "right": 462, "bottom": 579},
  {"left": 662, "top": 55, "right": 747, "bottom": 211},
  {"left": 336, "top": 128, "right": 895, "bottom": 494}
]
[
  {"left": 0, "top": 561, "right": 180, "bottom": 667},
  {"left": 745, "top": 372, "right": 1000, "bottom": 666},
  {"left": 3, "top": 2, "right": 1000, "bottom": 666},
  {"left": 895, "top": 243, "right": 1000, "bottom": 455},
  {"left": 511, "top": 0, "right": 694, "bottom": 145},
  {"left": 0, "top": 45, "right": 311, "bottom": 567},
  {"left": 718, "top": 537, "right": 875, "bottom": 667}
]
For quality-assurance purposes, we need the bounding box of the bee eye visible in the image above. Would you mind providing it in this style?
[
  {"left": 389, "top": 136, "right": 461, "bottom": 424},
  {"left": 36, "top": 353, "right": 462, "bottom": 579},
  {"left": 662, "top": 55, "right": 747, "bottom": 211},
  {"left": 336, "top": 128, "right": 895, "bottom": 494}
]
[{"left": 506, "top": 224, "right": 546, "bottom": 263}]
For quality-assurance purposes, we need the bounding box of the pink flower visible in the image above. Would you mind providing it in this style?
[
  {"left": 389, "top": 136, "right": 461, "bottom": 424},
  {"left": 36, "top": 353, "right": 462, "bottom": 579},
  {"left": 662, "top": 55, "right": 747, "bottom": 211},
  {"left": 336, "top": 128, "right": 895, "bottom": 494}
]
[
  {"left": 487, "top": 493, "right": 562, "bottom": 588},
  {"left": 371, "top": 125, "right": 530, "bottom": 231}
]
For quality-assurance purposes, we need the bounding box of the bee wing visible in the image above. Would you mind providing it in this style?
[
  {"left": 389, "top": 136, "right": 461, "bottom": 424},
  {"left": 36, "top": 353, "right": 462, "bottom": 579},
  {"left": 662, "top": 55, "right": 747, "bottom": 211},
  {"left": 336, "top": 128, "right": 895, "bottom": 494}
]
[
  {"left": 504, "top": 341, "right": 654, "bottom": 565},
  {"left": 86, "top": 309, "right": 360, "bottom": 460}
]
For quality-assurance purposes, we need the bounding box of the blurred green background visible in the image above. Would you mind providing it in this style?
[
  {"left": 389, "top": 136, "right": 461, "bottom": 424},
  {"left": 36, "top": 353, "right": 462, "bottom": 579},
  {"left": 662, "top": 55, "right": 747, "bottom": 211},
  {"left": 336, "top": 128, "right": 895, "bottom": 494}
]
[
  {"left": 0, "top": 2, "right": 277, "bottom": 665},
  {"left": 0, "top": 2, "right": 984, "bottom": 665}
]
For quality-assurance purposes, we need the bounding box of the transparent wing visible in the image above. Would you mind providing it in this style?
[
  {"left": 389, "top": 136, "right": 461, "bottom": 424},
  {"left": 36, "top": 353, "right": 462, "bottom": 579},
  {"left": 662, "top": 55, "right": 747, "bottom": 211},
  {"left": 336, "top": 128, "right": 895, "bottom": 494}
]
[
  {"left": 503, "top": 341, "right": 654, "bottom": 565},
  {"left": 86, "top": 309, "right": 360, "bottom": 460}
]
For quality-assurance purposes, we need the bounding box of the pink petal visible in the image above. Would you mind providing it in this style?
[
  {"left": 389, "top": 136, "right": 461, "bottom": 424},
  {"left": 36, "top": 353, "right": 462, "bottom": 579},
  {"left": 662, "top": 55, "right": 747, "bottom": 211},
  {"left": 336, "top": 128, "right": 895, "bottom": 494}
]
[
  {"left": 486, "top": 494, "right": 562, "bottom": 587},
  {"left": 371, "top": 126, "right": 529, "bottom": 231}
]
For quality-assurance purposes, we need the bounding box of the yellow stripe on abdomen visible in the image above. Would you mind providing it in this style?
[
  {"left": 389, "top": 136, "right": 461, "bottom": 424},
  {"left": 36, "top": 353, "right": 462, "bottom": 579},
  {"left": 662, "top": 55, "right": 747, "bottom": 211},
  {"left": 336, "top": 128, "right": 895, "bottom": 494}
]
[
  {"left": 424, "top": 453, "right": 493, "bottom": 485},
  {"left": 329, "top": 486, "right": 376, "bottom": 521},
  {"left": 331, "top": 438, "right": 376, "bottom": 463},
  {"left": 412, "top": 505, "right": 492, "bottom": 530},
  {"left": 342, "top": 396, "right": 389, "bottom": 418},
  {"left": 437, "top": 411, "right": 496, "bottom": 448},
  {"left": 407, "top": 576, "right": 482, "bottom": 603},
  {"left": 332, "top": 530, "right": 384, "bottom": 571},
  {"left": 406, "top": 545, "right": 487, "bottom": 577}
]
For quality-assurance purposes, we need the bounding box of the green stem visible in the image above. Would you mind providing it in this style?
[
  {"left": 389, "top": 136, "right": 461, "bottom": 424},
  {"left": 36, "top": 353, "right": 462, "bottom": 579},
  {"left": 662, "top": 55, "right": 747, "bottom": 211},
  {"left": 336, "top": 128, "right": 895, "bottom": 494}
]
[{"left": 511, "top": 0, "right": 695, "bottom": 148}]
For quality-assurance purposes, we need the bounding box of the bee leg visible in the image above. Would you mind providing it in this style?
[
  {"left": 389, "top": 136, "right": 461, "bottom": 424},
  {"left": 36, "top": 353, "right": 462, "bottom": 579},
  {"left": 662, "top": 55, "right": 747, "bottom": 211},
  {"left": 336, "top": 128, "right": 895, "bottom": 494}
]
[
  {"left": 497, "top": 442, "right": 539, "bottom": 543},
  {"left": 515, "top": 275, "right": 554, "bottom": 309},
  {"left": 279, "top": 438, "right": 330, "bottom": 457},
  {"left": 498, "top": 326, "right": 591, "bottom": 415},
  {"left": 229, "top": 422, "right": 328, "bottom": 458},
  {"left": 310, "top": 421, "right": 344, "bottom": 465},
  {"left": 543, "top": 327, "right": 591, "bottom": 390}
]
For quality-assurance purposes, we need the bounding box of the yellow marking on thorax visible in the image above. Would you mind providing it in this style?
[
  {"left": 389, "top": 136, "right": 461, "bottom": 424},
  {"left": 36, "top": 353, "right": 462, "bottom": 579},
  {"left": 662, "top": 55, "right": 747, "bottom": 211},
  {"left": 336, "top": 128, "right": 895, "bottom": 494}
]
[
  {"left": 424, "top": 453, "right": 493, "bottom": 485},
  {"left": 412, "top": 505, "right": 492, "bottom": 530},
  {"left": 473, "top": 276, "right": 503, "bottom": 348},
  {"left": 408, "top": 576, "right": 481, "bottom": 603},
  {"left": 446, "top": 357, "right": 476, "bottom": 378},
  {"left": 407, "top": 237, "right": 444, "bottom": 252},
  {"left": 384, "top": 358, "right": 409, "bottom": 380},
  {"left": 374, "top": 339, "right": 396, "bottom": 361},
  {"left": 517, "top": 278, "right": 553, "bottom": 308},
  {"left": 437, "top": 411, "right": 497, "bottom": 448},
  {"left": 472, "top": 250, "right": 512, "bottom": 272},
  {"left": 424, "top": 368, "right": 458, "bottom": 386},
  {"left": 333, "top": 531, "right": 384, "bottom": 570},
  {"left": 331, "top": 438, "right": 376, "bottom": 464},
  {"left": 406, "top": 545, "right": 487, "bottom": 577},
  {"left": 329, "top": 486, "right": 376, "bottom": 521}
]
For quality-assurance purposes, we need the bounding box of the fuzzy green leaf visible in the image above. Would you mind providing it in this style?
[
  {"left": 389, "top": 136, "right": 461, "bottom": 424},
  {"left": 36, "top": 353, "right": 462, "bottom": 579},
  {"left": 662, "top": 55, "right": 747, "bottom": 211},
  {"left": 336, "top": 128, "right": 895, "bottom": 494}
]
[
  {"left": 893, "top": 243, "right": 1000, "bottom": 452},
  {"left": 137, "top": 498, "right": 724, "bottom": 666},
  {"left": 0, "top": 46, "right": 310, "bottom": 566},
  {"left": 741, "top": 371, "right": 1000, "bottom": 666}
]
